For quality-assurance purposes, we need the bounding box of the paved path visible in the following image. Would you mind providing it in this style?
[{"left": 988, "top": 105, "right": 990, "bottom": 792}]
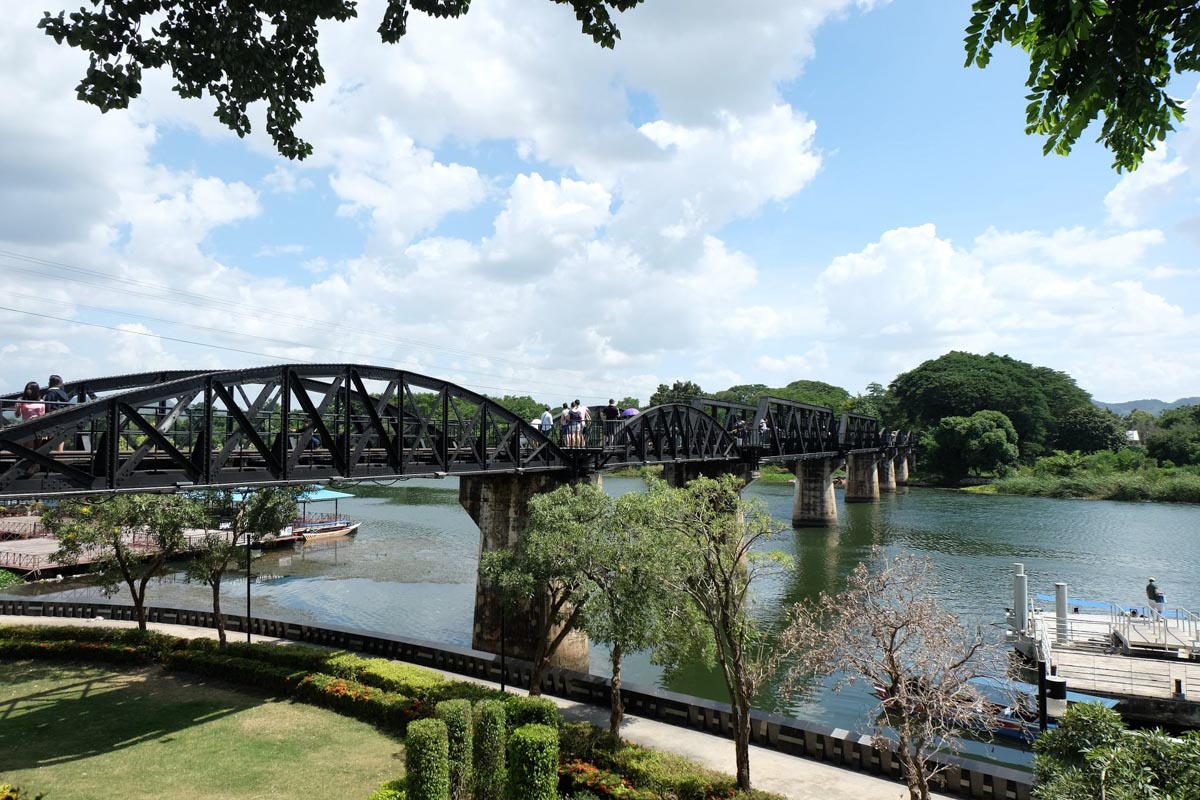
[{"left": 0, "top": 615, "right": 935, "bottom": 800}]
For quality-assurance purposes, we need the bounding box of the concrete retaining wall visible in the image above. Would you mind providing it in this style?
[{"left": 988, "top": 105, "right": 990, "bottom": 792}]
[{"left": 0, "top": 597, "right": 1032, "bottom": 800}]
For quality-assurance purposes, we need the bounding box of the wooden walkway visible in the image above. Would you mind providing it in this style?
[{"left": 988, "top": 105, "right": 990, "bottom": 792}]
[
  {"left": 0, "top": 529, "right": 221, "bottom": 574},
  {"left": 1052, "top": 649, "right": 1200, "bottom": 701}
]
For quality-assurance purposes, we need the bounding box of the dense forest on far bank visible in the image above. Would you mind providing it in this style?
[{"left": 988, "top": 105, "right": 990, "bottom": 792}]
[{"left": 487, "top": 350, "right": 1200, "bottom": 504}]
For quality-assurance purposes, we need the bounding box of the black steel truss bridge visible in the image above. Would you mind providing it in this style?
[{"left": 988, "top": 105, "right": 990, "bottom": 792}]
[{"left": 0, "top": 365, "right": 915, "bottom": 498}]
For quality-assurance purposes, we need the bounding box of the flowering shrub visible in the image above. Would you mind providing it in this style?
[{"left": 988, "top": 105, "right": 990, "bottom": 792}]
[{"left": 558, "top": 761, "right": 660, "bottom": 800}]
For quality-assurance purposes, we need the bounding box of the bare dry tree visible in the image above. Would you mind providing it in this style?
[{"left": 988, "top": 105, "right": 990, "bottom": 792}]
[{"left": 777, "top": 549, "right": 1003, "bottom": 800}]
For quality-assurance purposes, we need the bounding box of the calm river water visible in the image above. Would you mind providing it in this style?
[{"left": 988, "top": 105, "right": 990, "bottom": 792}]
[{"left": 13, "top": 478, "right": 1200, "bottom": 765}]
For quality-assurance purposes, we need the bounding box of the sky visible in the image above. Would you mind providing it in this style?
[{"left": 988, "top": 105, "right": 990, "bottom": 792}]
[{"left": 2, "top": 0, "right": 1199, "bottom": 406}]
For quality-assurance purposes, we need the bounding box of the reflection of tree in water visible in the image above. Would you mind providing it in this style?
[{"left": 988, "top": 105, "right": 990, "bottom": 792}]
[{"left": 341, "top": 485, "right": 458, "bottom": 506}]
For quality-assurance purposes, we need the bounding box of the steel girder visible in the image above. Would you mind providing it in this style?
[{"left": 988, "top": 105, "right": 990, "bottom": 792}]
[
  {"left": 840, "top": 412, "right": 883, "bottom": 452},
  {"left": 0, "top": 364, "right": 575, "bottom": 497},
  {"left": 689, "top": 397, "right": 758, "bottom": 433},
  {"left": 752, "top": 396, "right": 841, "bottom": 461},
  {"left": 593, "top": 403, "right": 741, "bottom": 469},
  {"left": 0, "top": 366, "right": 916, "bottom": 498}
]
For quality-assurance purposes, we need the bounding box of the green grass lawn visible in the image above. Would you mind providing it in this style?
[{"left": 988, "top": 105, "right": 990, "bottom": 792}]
[{"left": 0, "top": 661, "right": 404, "bottom": 799}]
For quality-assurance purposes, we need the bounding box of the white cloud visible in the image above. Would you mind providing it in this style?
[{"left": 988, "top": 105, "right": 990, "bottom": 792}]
[
  {"left": 1104, "top": 148, "right": 1188, "bottom": 227},
  {"left": 812, "top": 223, "right": 1200, "bottom": 399}
]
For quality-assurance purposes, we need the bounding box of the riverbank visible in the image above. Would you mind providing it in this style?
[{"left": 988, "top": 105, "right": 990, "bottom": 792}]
[
  {"left": 604, "top": 464, "right": 800, "bottom": 484},
  {"left": 965, "top": 471, "right": 1200, "bottom": 503}
]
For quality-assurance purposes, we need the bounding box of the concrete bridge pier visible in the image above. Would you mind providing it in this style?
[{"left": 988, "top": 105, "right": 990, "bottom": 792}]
[
  {"left": 791, "top": 457, "right": 842, "bottom": 527},
  {"left": 878, "top": 454, "right": 897, "bottom": 493},
  {"left": 894, "top": 453, "right": 910, "bottom": 485},
  {"left": 460, "top": 473, "right": 590, "bottom": 671},
  {"left": 662, "top": 460, "right": 756, "bottom": 489},
  {"left": 844, "top": 452, "right": 881, "bottom": 503}
]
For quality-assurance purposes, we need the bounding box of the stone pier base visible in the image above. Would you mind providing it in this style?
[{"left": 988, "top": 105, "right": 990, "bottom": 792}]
[
  {"left": 460, "top": 473, "right": 589, "bottom": 671},
  {"left": 845, "top": 452, "right": 881, "bottom": 503},
  {"left": 792, "top": 457, "right": 841, "bottom": 527},
  {"left": 895, "top": 453, "right": 910, "bottom": 485},
  {"left": 878, "top": 455, "right": 897, "bottom": 493},
  {"left": 662, "top": 460, "right": 757, "bottom": 489}
]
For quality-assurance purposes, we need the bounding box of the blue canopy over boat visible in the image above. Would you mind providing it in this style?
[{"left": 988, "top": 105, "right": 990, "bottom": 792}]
[
  {"left": 298, "top": 488, "right": 354, "bottom": 503},
  {"left": 225, "top": 486, "right": 354, "bottom": 503}
]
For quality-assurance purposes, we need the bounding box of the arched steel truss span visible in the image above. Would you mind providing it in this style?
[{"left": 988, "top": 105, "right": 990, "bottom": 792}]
[{"left": 0, "top": 366, "right": 914, "bottom": 497}]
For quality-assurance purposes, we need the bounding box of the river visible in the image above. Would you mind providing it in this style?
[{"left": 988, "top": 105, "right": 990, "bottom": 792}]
[{"left": 11, "top": 478, "right": 1200, "bottom": 766}]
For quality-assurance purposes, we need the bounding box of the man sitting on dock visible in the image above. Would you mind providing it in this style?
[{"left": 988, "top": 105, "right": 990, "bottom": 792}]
[{"left": 1146, "top": 577, "right": 1165, "bottom": 614}]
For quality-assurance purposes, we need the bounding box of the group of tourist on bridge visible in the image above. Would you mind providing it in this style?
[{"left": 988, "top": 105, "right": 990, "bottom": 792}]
[{"left": 0, "top": 364, "right": 915, "bottom": 528}]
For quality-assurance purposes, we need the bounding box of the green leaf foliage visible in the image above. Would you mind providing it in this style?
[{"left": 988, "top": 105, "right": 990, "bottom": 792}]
[
  {"left": 39, "top": 0, "right": 646, "bottom": 160},
  {"left": 507, "top": 724, "right": 558, "bottom": 800},
  {"left": 921, "top": 410, "right": 1020, "bottom": 484},
  {"left": 41, "top": 494, "right": 207, "bottom": 629},
  {"left": 471, "top": 700, "right": 507, "bottom": 800},
  {"left": 368, "top": 778, "right": 409, "bottom": 800},
  {"left": 503, "top": 696, "right": 560, "bottom": 731},
  {"left": 1033, "top": 702, "right": 1200, "bottom": 799},
  {"left": 649, "top": 381, "right": 704, "bottom": 407},
  {"left": 1053, "top": 405, "right": 1127, "bottom": 453},
  {"left": 886, "top": 351, "right": 1091, "bottom": 459},
  {"left": 407, "top": 718, "right": 451, "bottom": 800},
  {"left": 964, "top": 1, "right": 1194, "bottom": 171},
  {"left": 435, "top": 699, "right": 474, "bottom": 800},
  {"left": 1145, "top": 404, "right": 1200, "bottom": 466}
]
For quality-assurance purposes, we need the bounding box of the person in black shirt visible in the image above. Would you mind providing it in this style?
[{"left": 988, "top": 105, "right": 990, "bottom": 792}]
[
  {"left": 602, "top": 398, "right": 620, "bottom": 445},
  {"left": 41, "top": 375, "right": 72, "bottom": 452}
]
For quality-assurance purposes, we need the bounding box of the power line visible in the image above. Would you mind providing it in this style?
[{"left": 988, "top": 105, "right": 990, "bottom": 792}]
[
  {"left": 0, "top": 304, "right": 624, "bottom": 402},
  {"left": 0, "top": 289, "right": 623, "bottom": 398},
  {"left": 0, "top": 249, "right": 598, "bottom": 378}
]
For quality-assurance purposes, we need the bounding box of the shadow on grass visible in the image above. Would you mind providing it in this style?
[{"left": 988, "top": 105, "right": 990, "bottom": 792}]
[{"left": 0, "top": 662, "right": 264, "bottom": 772}]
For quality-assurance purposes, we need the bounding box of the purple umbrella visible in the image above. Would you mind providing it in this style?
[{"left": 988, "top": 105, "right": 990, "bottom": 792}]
[{"left": 621, "top": 408, "right": 640, "bottom": 418}]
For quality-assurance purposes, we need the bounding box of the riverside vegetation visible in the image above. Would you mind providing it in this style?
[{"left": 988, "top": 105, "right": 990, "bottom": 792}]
[{"left": 0, "top": 624, "right": 785, "bottom": 800}]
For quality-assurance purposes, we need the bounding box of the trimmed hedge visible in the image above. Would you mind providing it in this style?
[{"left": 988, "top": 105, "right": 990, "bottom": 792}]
[
  {"left": 559, "top": 761, "right": 659, "bottom": 800},
  {"left": 558, "top": 723, "right": 785, "bottom": 800},
  {"left": 504, "top": 695, "right": 560, "bottom": 731},
  {"left": 436, "top": 699, "right": 473, "bottom": 800},
  {"left": 0, "top": 638, "right": 159, "bottom": 666},
  {"left": 0, "top": 625, "right": 182, "bottom": 658},
  {"left": 408, "top": 718, "right": 451, "bottom": 800},
  {"left": 507, "top": 724, "right": 558, "bottom": 800},
  {"left": 472, "top": 700, "right": 507, "bottom": 800},
  {"left": 330, "top": 653, "right": 447, "bottom": 696},
  {"left": 1, "top": 627, "right": 786, "bottom": 800},
  {"left": 367, "top": 778, "right": 407, "bottom": 800}
]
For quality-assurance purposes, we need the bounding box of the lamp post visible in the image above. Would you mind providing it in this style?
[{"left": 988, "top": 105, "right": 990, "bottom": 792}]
[{"left": 246, "top": 529, "right": 252, "bottom": 644}]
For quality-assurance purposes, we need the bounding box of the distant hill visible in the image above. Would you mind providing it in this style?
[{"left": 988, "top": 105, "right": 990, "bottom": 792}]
[{"left": 1094, "top": 398, "right": 1200, "bottom": 416}]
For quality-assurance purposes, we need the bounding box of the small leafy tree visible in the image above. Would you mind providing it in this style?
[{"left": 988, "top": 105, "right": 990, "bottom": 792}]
[
  {"left": 649, "top": 475, "right": 790, "bottom": 791},
  {"left": 1034, "top": 702, "right": 1200, "bottom": 799},
  {"left": 578, "top": 489, "right": 675, "bottom": 737},
  {"left": 1053, "top": 406, "right": 1126, "bottom": 454},
  {"left": 778, "top": 550, "right": 999, "bottom": 800},
  {"left": 922, "top": 410, "right": 1020, "bottom": 484},
  {"left": 478, "top": 482, "right": 603, "bottom": 695},
  {"left": 43, "top": 494, "right": 206, "bottom": 631},
  {"left": 186, "top": 487, "right": 302, "bottom": 645}
]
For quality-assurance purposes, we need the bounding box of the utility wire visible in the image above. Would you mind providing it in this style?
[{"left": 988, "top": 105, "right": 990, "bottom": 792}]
[
  {"left": 0, "top": 304, "right": 621, "bottom": 402},
  {"left": 0, "top": 289, "right": 622, "bottom": 399},
  {"left": 0, "top": 249, "right": 594, "bottom": 378}
]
